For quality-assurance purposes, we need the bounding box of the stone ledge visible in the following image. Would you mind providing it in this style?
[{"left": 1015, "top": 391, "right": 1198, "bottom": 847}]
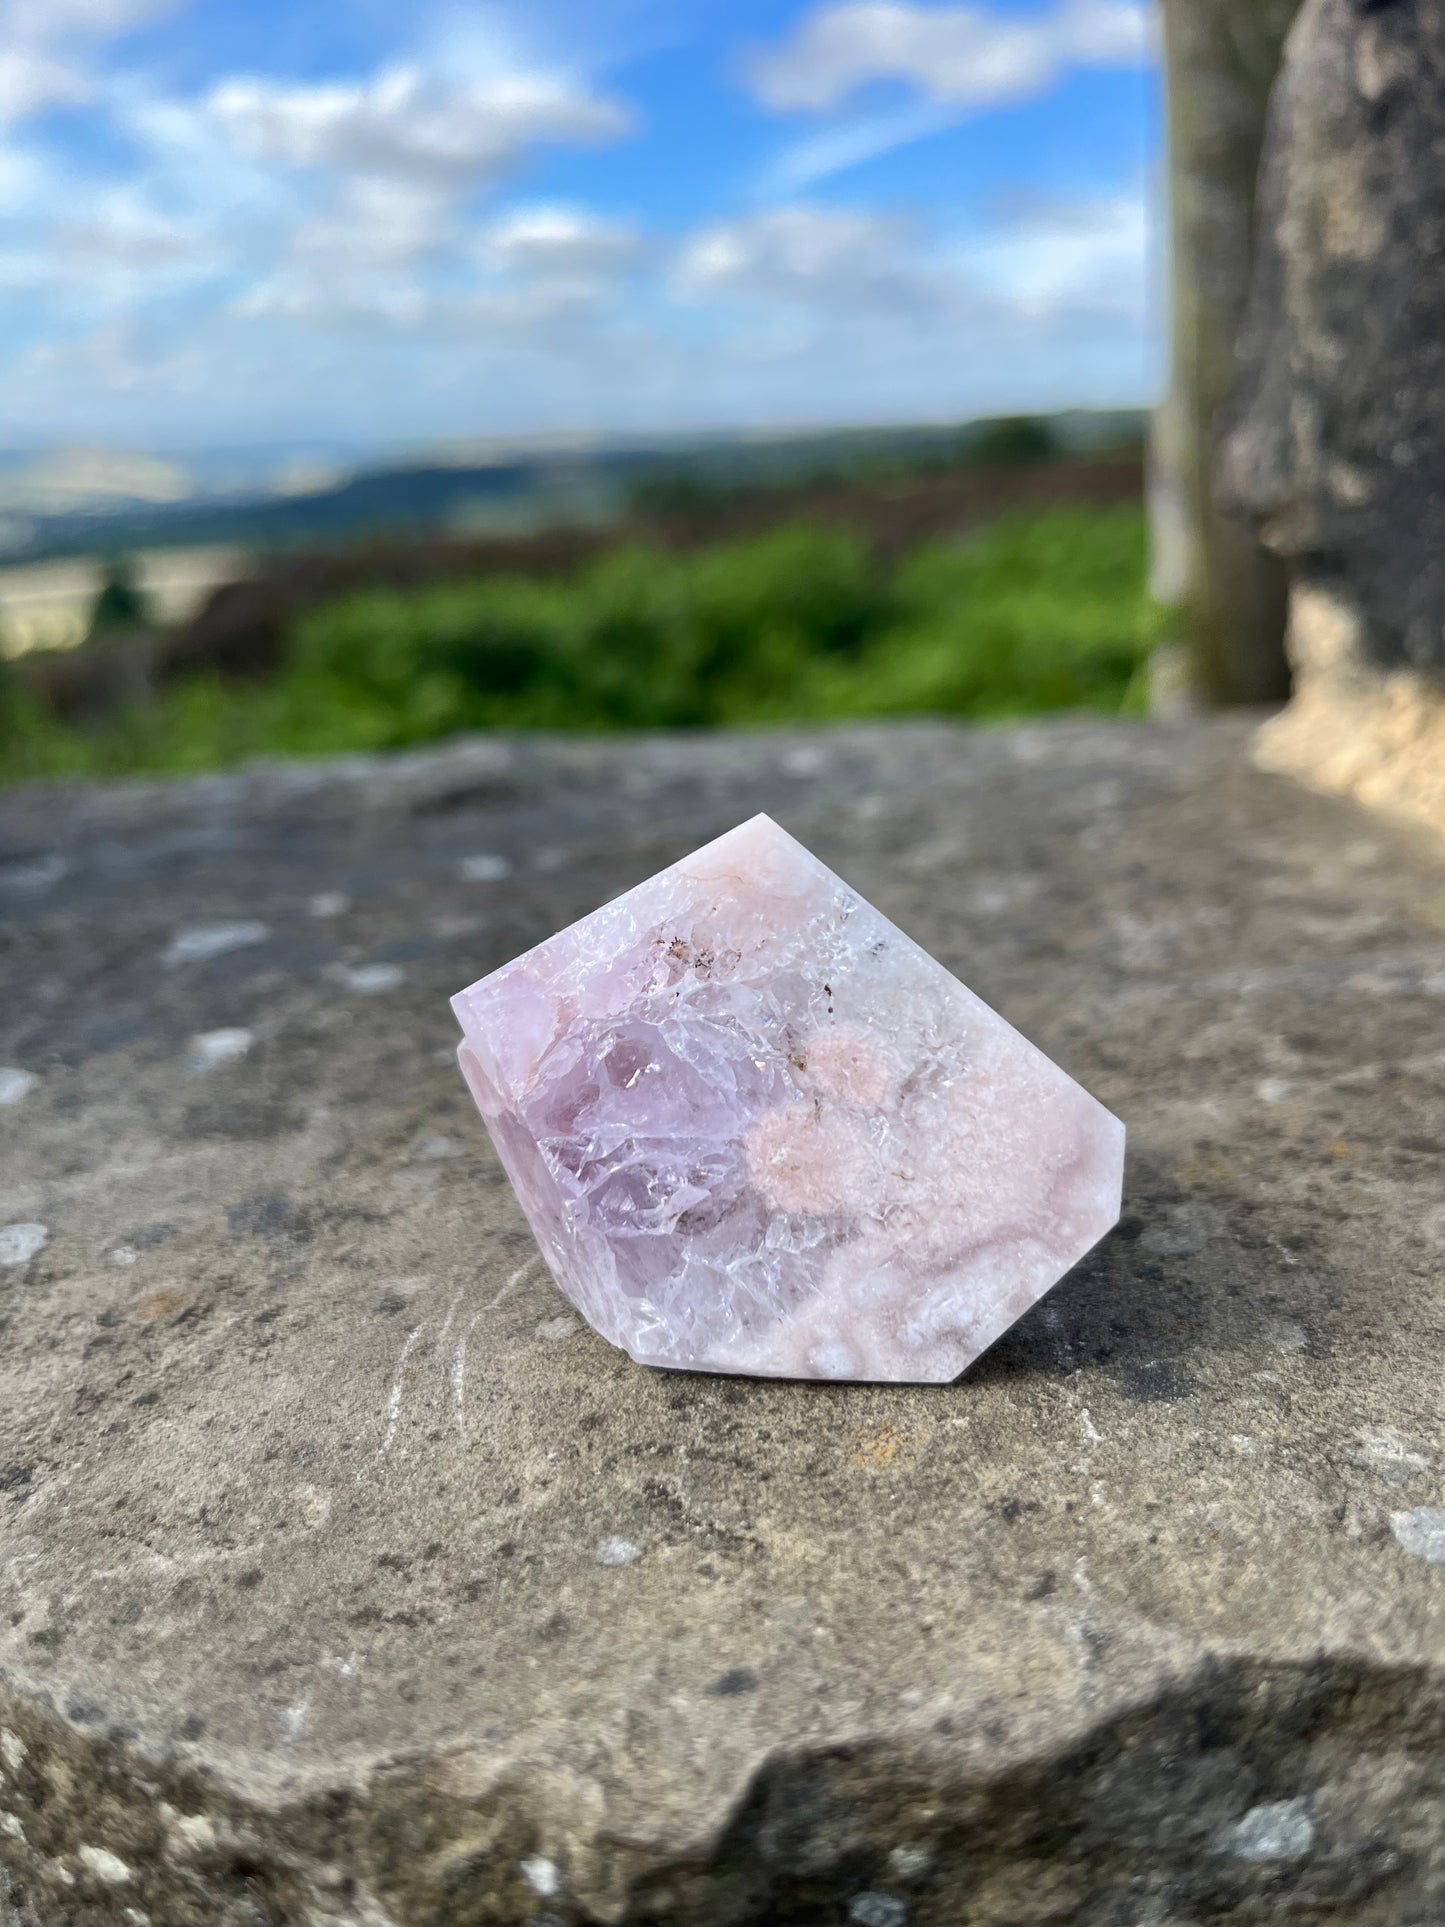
[{"left": 1, "top": 718, "right": 1442, "bottom": 1924}]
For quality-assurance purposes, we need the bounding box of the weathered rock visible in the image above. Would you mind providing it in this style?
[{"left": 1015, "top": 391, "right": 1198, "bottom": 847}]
[
  {"left": 1220, "top": 0, "right": 1445, "bottom": 835},
  {"left": 0, "top": 720, "right": 1443, "bottom": 1925},
  {"left": 1222, "top": 0, "right": 1445, "bottom": 676}
]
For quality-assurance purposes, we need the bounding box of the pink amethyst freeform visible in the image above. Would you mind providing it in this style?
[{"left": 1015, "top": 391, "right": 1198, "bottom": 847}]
[{"left": 451, "top": 815, "right": 1124, "bottom": 1383}]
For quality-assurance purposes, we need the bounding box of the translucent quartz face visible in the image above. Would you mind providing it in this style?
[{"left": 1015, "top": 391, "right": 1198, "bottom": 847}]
[{"left": 452, "top": 815, "right": 1124, "bottom": 1383}]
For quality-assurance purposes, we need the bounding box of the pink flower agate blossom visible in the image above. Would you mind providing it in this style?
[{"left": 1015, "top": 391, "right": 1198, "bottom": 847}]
[
  {"left": 744, "top": 1105, "right": 871, "bottom": 1215},
  {"left": 798, "top": 1027, "right": 900, "bottom": 1111}
]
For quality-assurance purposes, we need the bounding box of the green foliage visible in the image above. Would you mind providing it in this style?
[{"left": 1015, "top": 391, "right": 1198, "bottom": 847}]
[
  {"left": 0, "top": 652, "right": 18, "bottom": 748},
  {"left": 627, "top": 470, "right": 744, "bottom": 515},
  {"left": 967, "top": 415, "right": 1059, "bottom": 465},
  {"left": 1, "top": 508, "right": 1155, "bottom": 782},
  {"left": 849, "top": 505, "right": 1152, "bottom": 718},
  {"left": 88, "top": 554, "right": 152, "bottom": 637}
]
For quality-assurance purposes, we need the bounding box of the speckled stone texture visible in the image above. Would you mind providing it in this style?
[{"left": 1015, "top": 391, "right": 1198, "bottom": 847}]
[
  {"left": 1220, "top": 0, "right": 1445, "bottom": 681},
  {"left": 1, "top": 719, "right": 1443, "bottom": 1926},
  {"left": 1219, "top": 0, "right": 1445, "bottom": 839},
  {"left": 453, "top": 814, "right": 1123, "bottom": 1383}
]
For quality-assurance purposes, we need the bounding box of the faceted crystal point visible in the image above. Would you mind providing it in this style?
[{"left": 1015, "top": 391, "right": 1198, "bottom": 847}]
[{"left": 451, "top": 815, "right": 1124, "bottom": 1383}]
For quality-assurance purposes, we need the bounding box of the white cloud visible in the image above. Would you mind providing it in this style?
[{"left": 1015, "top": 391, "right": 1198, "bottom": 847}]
[
  {"left": 0, "top": 186, "right": 227, "bottom": 320},
  {"left": 0, "top": 0, "right": 171, "bottom": 125},
  {"left": 238, "top": 264, "right": 623, "bottom": 336},
  {"left": 748, "top": 0, "right": 1153, "bottom": 114},
  {"left": 964, "top": 191, "right": 1149, "bottom": 321},
  {"left": 480, "top": 204, "right": 641, "bottom": 278},
  {"left": 1060, "top": 0, "right": 1154, "bottom": 61},
  {"left": 0, "top": 176, "right": 1154, "bottom": 441},
  {"left": 5, "top": 0, "right": 167, "bottom": 31},
  {"left": 324, "top": 176, "right": 460, "bottom": 260},
  {"left": 233, "top": 190, "right": 640, "bottom": 333},
  {"left": 667, "top": 189, "right": 1151, "bottom": 390},
  {"left": 0, "top": 49, "right": 83, "bottom": 124},
  {"left": 49, "top": 190, "right": 218, "bottom": 270},
  {"left": 43, "top": 51, "right": 639, "bottom": 337},
  {"left": 674, "top": 203, "right": 938, "bottom": 312},
  {"left": 0, "top": 140, "right": 41, "bottom": 212},
  {"left": 208, "top": 65, "right": 629, "bottom": 187},
  {"left": 235, "top": 204, "right": 446, "bottom": 323},
  {"left": 268, "top": 176, "right": 458, "bottom": 278},
  {"left": 756, "top": 97, "right": 960, "bottom": 196}
]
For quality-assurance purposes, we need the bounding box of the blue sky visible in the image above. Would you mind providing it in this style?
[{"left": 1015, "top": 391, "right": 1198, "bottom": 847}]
[{"left": 0, "top": 0, "right": 1162, "bottom": 456}]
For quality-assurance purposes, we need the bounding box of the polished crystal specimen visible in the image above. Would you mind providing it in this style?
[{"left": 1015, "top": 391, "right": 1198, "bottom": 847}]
[{"left": 451, "top": 815, "right": 1123, "bottom": 1382}]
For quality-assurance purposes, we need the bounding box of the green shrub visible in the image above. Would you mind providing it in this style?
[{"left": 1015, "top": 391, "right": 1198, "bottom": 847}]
[
  {"left": 0, "top": 507, "right": 1153, "bottom": 781},
  {"left": 88, "top": 554, "right": 152, "bottom": 638},
  {"left": 967, "top": 415, "right": 1059, "bottom": 465},
  {"left": 867, "top": 506, "right": 1152, "bottom": 716},
  {"left": 280, "top": 524, "right": 888, "bottom": 737}
]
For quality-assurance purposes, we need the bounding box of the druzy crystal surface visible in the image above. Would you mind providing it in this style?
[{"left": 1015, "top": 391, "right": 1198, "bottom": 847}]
[{"left": 452, "top": 816, "right": 1123, "bottom": 1382}]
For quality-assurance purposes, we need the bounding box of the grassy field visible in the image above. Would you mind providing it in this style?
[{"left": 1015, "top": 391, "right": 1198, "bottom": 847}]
[{"left": 1, "top": 506, "right": 1156, "bottom": 783}]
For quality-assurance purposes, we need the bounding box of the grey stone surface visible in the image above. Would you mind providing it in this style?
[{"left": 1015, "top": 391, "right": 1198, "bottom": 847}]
[
  {"left": 0, "top": 718, "right": 1443, "bottom": 1925},
  {"left": 1220, "top": 0, "right": 1445, "bottom": 678}
]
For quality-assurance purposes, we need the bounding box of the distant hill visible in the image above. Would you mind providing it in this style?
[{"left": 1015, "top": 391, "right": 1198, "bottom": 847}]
[{"left": 0, "top": 411, "right": 1146, "bottom": 565}]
